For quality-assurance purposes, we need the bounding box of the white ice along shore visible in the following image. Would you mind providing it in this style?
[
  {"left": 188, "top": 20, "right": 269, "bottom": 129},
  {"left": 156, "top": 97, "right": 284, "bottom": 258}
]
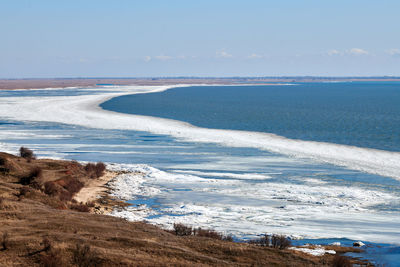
[
  {"left": 0, "top": 84, "right": 400, "bottom": 180},
  {"left": 105, "top": 163, "right": 400, "bottom": 244}
]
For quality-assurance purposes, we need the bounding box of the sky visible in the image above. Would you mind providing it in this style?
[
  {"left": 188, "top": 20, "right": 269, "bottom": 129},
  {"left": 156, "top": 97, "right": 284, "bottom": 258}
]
[{"left": 0, "top": 0, "right": 399, "bottom": 78}]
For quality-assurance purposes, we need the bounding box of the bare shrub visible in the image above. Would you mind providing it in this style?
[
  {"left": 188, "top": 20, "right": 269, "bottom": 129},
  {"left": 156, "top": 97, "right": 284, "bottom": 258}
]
[
  {"left": 171, "top": 223, "right": 232, "bottom": 241},
  {"left": 84, "top": 162, "right": 106, "bottom": 179},
  {"left": 249, "top": 234, "right": 290, "bottom": 249},
  {"left": 222, "top": 235, "right": 234, "bottom": 242},
  {"left": 58, "top": 190, "right": 73, "bottom": 202},
  {"left": 72, "top": 243, "right": 101, "bottom": 267},
  {"left": 18, "top": 186, "right": 31, "bottom": 197},
  {"left": 39, "top": 249, "right": 65, "bottom": 267},
  {"left": 249, "top": 234, "right": 270, "bottom": 247},
  {"left": 332, "top": 254, "right": 351, "bottom": 267},
  {"left": 1, "top": 232, "right": 9, "bottom": 250},
  {"left": 84, "top": 163, "right": 96, "bottom": 178},
  {"left": 19, "top": 147, "right": 36, "bottom": 160},
  {"left": 20, "top": 167, "right": 42, "bottom": 185},
  {"left": 44, "top": 181, "right": 59, "bottom": 196},
  {"left": 173, "top": 223, "right": 193, "bottom": 236},
  {"left": 0, "top": 167, "right": 9, "bottom": 175},
  {"left": 271, "top": 235, "right": 291, "bottom": 249},
  {"left": 41, "top": 237, "right": 52, "bottom": 251},
  {"left": 95, "top": 162, "right": 106, "bottom": 178},
  {"left": 70, "top": 203, "right": 90, "bottom": 212},
  {"left": 44, "top": 177, "right": 83, "bottom": 200},
  {"left": 0, "top": 157, "right": 11, "bottom": 174},
  {"left": 30, "top": 181, "right": 42, "bottom": 190},
  {"left": 194, "top": 228, "right": 223, "bottom": 240},
  {"left": 64, "top": 178, "right": 84, "bottom": 195}
]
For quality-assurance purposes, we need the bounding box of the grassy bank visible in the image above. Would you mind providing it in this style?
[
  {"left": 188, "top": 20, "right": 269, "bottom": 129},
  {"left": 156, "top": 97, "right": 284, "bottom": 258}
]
[{"left": 0, "top": 150, "right": 369, "bottom": 266}]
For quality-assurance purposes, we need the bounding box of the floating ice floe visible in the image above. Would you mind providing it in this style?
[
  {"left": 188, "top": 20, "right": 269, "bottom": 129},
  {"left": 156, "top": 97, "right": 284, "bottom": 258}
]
[{"left": 289, "top": 245, "right": 336, "bottom": 256}]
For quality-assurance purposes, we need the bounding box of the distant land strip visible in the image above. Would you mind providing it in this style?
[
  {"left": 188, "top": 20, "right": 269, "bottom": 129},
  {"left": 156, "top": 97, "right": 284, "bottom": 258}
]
[{"left": 1, "top": 77, "right": 400, "bottom": 90}]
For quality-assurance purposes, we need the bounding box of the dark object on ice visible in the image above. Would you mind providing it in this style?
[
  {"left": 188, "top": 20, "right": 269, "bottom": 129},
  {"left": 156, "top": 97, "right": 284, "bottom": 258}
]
[{"left": 353, "top": 241, "right": 365, "bottom": 247}]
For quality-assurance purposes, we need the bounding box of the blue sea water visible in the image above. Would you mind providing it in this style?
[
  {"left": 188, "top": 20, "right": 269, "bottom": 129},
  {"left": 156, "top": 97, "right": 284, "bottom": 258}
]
[{"left": 101, "top": 82, "right": 400, "bottom": 152}]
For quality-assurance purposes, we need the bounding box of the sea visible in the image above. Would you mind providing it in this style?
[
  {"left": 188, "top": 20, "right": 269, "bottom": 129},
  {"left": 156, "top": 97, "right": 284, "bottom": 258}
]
[{"left": 1, "top": 82, "right": 399, "bottom": 266}]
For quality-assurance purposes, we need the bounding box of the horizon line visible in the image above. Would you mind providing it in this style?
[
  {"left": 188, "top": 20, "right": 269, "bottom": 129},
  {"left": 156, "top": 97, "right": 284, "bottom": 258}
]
[{"left": 2, "top": 76, "right": 400, "bottom": 80}]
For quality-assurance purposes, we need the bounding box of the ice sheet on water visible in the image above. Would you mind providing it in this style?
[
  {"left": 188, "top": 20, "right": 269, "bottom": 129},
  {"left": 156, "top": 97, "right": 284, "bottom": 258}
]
[
  {"left": 107, "top": 163, "right": 400, "bottom": 244},
  {"left": 0, "top": 84, "right": 400, "bottom": 179}
]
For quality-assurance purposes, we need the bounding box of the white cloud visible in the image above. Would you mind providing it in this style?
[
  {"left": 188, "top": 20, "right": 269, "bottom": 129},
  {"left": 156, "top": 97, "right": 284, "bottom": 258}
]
[
  {"left": 247, "top": 53, "right": 266, "bottom": 59},
  {"left": 216, "top": 49, "right": 233, "bottom": 58},
  {"left": 347, "top": 48, "right": 369, "bottom": 55},
  {"left": 386, "top": 48, "right": 400, "bottom": 56},
  {"left": 144, "top": 56, "right": 152, "bottom": 62},
  {"left": 327, "top": 49, "right": 341, "bottom": 56},
  {"left": 154, "top": 55, "right": 173, "bottom": 61}
]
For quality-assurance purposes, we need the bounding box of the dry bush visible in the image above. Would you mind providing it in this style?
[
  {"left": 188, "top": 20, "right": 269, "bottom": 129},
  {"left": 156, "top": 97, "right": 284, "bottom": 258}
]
[
  {"left": 43, "top": 177, "right": 83, "bottom": 201},
  {"left": 18, "top": 186, "right": 32, "bottom": 197},
  {"left": 84, "top": 163, "right": 96, "bottom": 179},
  {"left": 19, "top": 147, "right": 35, "bottom": 160},
  {"left": 70, "top": 203, "right": 90, "bottom": 212},
  {"left": 94, "top": 162, "right": 106, "bottom": 178},
  {"left": 64, "top": 178, "right": 84, "bottom": 195},
  {"left": 27, "top": 237, "right": 52, "bottom": 256},
  {"left": 250, "top": 234, "right": 291, "bottom": 249},
  {"left": 332, "top": 254, "right": 351, "bottom": 267},
  {"left": 0, "top": 158, "right": 9, "bottom": 175},
  {"left": 84, "top": 163, "right": 96, "bottom": 173},
  {"left": 222, "top": 235, "right": 234, "bottom": 242},
  {"left": 58, "top": 190, "right": 73, "bottom": 202},
  {"left": 44, "top": 181, "right": 59, "bottom": 196},
  {"left": 72, "top": 243, "right": 101, "bottom": 267},
  {"left": 1, "top": 232, "right": 9, "bottom": 251},
  {"left": 39, "top": 250, "right": 65, "bottom": 267},
  {"left": 20, "top": 167, "right": 42, "bottom": 185},
  {"left": 84, "top": 162, "right": 106, "bottom": 179},
  {"left": 173, "top": 223, "right": 193, "bottom": 236},
  {"left": 194, "top": 228, "right": 223, "bottom": 239},
  {"left": 249, "top": 234, "right": 270, "bottom": 247},
  {"left": 41, "top": 237, "right": 52, "bottom": 251},
  {"left": 39, "top": 243, "right": 66, "bottom": 267},
  {"left": 0, "top": 167, "right": 9, "bottom": 175},
  {"left": 172, "top": 223, "right": 233, "bottom": 241},
  {"left": 271, "top": 235, "right": 291, "bottom": 249}
]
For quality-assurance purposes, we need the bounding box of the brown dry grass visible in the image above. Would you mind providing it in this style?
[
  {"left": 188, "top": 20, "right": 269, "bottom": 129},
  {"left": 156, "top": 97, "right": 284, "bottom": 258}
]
[{"left": 0, "top": 151, "right": 367, "bottom": 266}]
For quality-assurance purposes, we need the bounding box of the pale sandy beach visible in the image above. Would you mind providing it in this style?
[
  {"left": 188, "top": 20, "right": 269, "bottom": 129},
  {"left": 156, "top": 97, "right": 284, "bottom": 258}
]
[{"left": 73, "top": 170, "right": 119, "bottom": 204}]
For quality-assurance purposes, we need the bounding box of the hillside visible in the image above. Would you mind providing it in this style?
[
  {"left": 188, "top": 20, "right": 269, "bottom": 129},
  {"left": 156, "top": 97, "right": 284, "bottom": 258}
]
[{"left": 0, "top": 150, "right": 366, "bottom": 266}]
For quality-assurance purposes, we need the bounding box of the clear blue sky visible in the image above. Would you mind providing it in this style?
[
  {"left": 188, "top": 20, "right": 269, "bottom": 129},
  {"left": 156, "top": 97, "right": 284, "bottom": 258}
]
[{"left": 1, "top": 0, "right": 399, "bottom": 78}]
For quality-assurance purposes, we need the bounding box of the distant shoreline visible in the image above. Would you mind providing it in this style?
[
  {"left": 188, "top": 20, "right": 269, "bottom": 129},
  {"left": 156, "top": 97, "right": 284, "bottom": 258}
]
[{"left": 1, "top": 77, "right": 400, "bottom": 90}]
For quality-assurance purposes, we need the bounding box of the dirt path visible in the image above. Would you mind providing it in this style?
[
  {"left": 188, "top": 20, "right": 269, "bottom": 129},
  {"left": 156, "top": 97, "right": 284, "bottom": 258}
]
[{"left": 74, "top": 170, "right": 118, "bottom": 203}]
